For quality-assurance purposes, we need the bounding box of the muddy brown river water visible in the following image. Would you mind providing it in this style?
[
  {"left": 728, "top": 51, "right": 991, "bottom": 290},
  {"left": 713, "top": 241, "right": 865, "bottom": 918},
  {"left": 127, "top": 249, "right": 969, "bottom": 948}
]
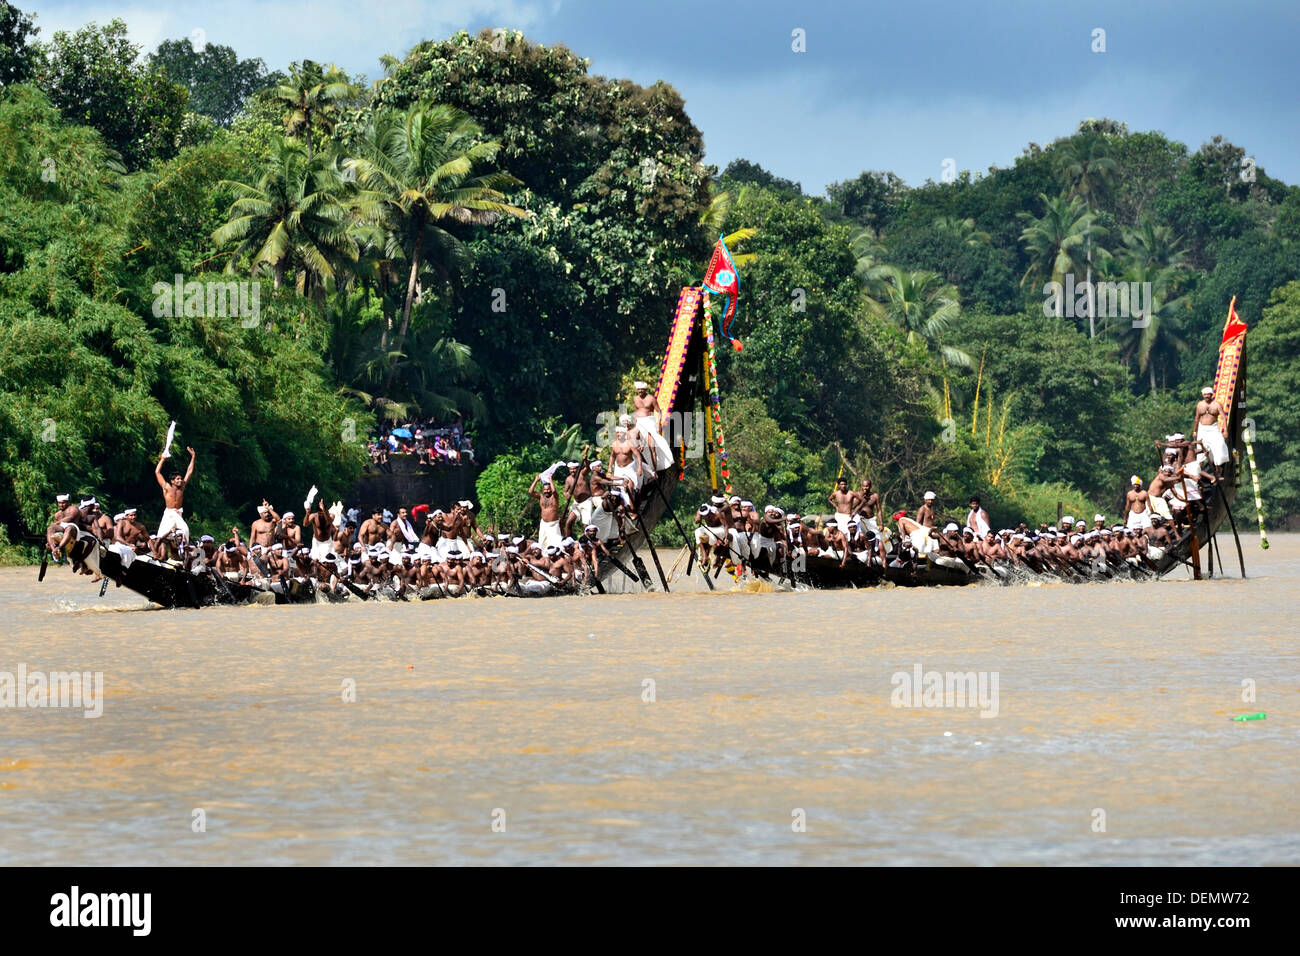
[{"left": 1, "top": 534, "right": 1296, "bottom": 865}]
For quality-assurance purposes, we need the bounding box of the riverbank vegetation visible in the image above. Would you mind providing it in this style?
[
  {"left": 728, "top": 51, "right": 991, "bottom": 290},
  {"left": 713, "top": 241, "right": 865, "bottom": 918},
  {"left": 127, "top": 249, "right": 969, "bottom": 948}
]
[{"left": 2, "top": 7, "right": 1298, "bottom": 552}]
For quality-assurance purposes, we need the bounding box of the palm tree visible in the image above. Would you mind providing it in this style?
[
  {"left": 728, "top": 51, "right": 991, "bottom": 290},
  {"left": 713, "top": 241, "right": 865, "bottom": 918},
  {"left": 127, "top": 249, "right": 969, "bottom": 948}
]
[
  {"left": 273, "top": 60, "right": 361, "bottom": 160},
  {"left": 698, "top": 187, "right": 757, "bottom": 267},
  {"left": 1115, "top": 263, "right": 1191, "bottom": 391},
  {"left": 862, "top": 265, "right": 973, "bottom": 369},
  {"left": 345, "top": 103, "right": 527, "bottom": 387},
  {"left": 933, "top": 216, "right": 990, "bottom": 246},
  {"left": 212, "top": 137, "right": 357, "bottom": 295},
  {"left": 1018, "top": 193, "right": 1108, "bottom": 334},
  {"left": 1119, "top": 216, "right": 1188, "bottom": 272},
  {"left": 1056, "top": 133, "right": 1117, "bottom": 210},
  {"left": 1054, "top": 134, "right": 1117, "bottom": 338},
  {"left": 850, "top": 227, "right": 887, "bottom": 279}
]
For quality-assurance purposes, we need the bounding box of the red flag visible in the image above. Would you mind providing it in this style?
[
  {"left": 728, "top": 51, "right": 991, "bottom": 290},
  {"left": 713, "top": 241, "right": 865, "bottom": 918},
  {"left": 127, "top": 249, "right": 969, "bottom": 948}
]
[
  {"left": 702, "top": 237, "right": 743, "bottom": 351},
  {"left": 1221, "top": 296, "right": 1247, "bottom": 344}
]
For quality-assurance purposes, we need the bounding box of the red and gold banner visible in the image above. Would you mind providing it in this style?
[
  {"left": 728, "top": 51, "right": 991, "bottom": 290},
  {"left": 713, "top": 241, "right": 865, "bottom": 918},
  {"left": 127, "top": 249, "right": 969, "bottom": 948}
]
[{"left": 1212, "top": 296, "right": 1246, "bottom": 439}]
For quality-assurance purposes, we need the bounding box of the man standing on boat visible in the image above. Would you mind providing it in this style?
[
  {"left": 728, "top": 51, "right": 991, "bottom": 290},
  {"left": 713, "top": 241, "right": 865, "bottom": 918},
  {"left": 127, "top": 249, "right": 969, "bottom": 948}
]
[
  {"left": 966, "top": 496, "right": 991, "bottom": 536},
  {"left": 829, "top": 478, "right": 861, "bottom": 531},
  {"left": 1193, "top": 385, "right": 1230, "bottom": 478},
  {"left": 155, "top": 445, "right": 196, "bottom": 543},
  {"left": 249, "top": 500, "right": 280, "bottom": 551},
  {"left": 529, "top": 474, "right": 565, "bottom": 550},
  {"left": 609, "top": 425, "right": 644, "bottom": 499},
  {"left": 1123, "top": 475, "right": 1152, "bottom": 530},
  {"left": 563, "top": 450, "right": 592, "bottom": 538},
  {"left": 855, "top": 478, "right": 881, "bottom": 536},
  {"left": 304, "top": 498, "right": 336, "bottom": 561},
  {"left": 632, "top": 381, "right": 674, "bottom": 472}
]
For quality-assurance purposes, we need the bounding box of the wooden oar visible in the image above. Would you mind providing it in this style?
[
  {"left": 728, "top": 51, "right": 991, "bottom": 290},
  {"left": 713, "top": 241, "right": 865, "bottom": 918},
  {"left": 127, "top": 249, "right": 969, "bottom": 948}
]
[
  {"left": 616, "top": 516, "right": 654, "bottom": 590},
  {"left": 650, "top": 478, "right": 712, "bottom": 590},
  {"left": 1222, "top": 495, "right": 1247, "bottom": 578},
  {"left": 633, "top": 510, "right": 670, "bottom": 591},
  {"left": 207, "top": 567, "right": 238, "bottom": 603},
  {"left": 602, "top": 551, "right": 639, "bottom": 583},
  {"left": 38, "top": 548, "right": 49, "bottom": 582},
  {"left": 342, "top": 578, "right": 372, "bottom": 601}
]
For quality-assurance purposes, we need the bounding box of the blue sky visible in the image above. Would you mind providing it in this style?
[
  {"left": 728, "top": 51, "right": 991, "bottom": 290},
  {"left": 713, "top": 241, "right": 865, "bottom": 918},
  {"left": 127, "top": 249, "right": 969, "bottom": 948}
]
[{"left": 25, "top": 0, "right": 1300, "bottom": 191}]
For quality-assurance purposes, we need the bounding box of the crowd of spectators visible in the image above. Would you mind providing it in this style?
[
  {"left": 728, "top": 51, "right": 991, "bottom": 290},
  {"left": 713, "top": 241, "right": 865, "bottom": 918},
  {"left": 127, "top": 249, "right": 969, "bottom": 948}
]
[{"left": 367, "top": 420, "right": 476, "bottom": 468}]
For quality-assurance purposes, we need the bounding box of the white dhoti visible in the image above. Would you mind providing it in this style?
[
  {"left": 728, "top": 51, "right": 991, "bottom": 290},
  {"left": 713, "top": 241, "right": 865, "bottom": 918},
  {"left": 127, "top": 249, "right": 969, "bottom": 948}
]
[
  {"left": 1126, "top": 509, "right": 1152, "bottom": 530},
  {"left": 752, "top": 534, "right": 776, "bottom": 562},
  {"left": 309, "top": 536, "right": 332, "bottom": 560},
  {"left": 1197, "top": 422, "right": 1230, "bottom": 466},
  {"left": 835, "top": 513, "right": 853, "bottom": 535},
  {"left": 416, "top": 541, "right": 438, "bottom": 558},
  {"left": 695, "top": 524, "right": 725, "bottom": 546},
  {"left": 538, "top": 519, "right": 563, "bottom": 549},
  {"left": 1150, "top": 494, "right": 1172, "bottom": 520},
  {"left": 727, "top": 528, "right": 752, "bottom": 560},
  {"left": 909, "top": 527, "right": 937, "bottom": 555},
  {"left": 590, "top": 496, "right": 620, "bottom": 540},
  {"left": 613, "top": 461, "right": 643, "bottom": 493},
  {"left": 436, "top": 536, "right": 469, "bottom": 558},
  {"left": 108, "top": 542, "right": 137, "bottom": 569},
  {"left": 570, "top": 496, "right": 596, "bottom": 525},
  {"left": 156, "top": 507, "right": 189, "bottom": 542},
  {"left": 1147, "top": 545, "right": 1166, "bottom": 561},
  {"left": 635, "top": 416, "right": 675, "bottom": 471},
  {"left": 859, "top": 516, "right": 879, "bottom": 536}
]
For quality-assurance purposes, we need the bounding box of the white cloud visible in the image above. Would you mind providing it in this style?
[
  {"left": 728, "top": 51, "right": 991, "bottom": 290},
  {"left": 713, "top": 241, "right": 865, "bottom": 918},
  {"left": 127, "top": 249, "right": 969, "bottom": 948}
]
[{"left": 26, "top": 1, "right": 555, "bottom": 74}]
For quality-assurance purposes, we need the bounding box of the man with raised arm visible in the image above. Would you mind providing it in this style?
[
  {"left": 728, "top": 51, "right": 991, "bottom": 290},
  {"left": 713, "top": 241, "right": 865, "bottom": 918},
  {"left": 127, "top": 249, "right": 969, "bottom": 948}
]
[{"left": 155, "top": 446, "right": 196, "bottom": 543}]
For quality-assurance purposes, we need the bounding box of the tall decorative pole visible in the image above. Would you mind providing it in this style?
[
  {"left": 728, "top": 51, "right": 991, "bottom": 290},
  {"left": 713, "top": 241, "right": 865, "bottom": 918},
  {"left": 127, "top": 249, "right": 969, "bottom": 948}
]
[{"left": 702, "top": 291, "right": 731, "bottom": 495}]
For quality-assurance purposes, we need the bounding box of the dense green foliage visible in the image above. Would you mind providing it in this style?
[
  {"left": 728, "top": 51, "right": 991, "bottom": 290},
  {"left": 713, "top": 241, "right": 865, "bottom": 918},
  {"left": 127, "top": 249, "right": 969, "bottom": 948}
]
[
  {"left": 1247, "top": 281, "right": 1300, "bottom": 522},
  {"left": 147, "top": 38, "right": 282, "bottom": 128},
  {"left": 2, "top": 7, "right": 1299, "bottom": 555}
]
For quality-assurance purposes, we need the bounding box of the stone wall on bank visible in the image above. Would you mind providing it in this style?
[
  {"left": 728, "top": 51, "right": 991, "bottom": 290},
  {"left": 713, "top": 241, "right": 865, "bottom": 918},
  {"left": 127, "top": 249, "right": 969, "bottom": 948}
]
[{"left": 346, "top": 454, "right": 481, "bottom": 513}]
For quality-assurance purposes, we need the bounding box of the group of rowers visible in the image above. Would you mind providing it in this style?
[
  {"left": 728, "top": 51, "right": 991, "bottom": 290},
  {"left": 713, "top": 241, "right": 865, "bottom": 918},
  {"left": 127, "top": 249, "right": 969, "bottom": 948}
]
[
  {"left": 43, "top": 379, "right": 682, "bottom": 599},
  {"left": 43, "top": 382, "right": 1230, "bottom": 594},
  {"left": 690, "top": 386, "right": 1231, "bottom": 581}
]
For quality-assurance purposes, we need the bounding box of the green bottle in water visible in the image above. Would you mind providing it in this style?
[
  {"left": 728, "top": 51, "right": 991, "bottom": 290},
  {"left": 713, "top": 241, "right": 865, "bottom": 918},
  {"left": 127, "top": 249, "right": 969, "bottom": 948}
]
[{"left": 1231, "top": 712, "right": 1266, "bottom": 721}]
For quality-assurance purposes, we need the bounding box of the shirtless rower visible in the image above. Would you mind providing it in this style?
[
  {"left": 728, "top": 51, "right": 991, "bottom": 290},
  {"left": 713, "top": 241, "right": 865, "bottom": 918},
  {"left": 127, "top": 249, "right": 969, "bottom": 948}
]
[
  {"left": 108, "top": 507, "right": 149, "bottom": 574},
  {"left": 694, "top": 502, "right": 728, "bottom": 570},
  {"left": 1193, "top": 386, "right": 1231, "bottom": 478},
  {"left": 154, "top": 446, "right": 196, "bottom": 543},
  {"left": 632, "top": 382, "right": 674, "bottom": 472},
  {"left": 529, "top": 475, "right": 565, "bottom": 550},
  {"left": 280, "top": 511, "right": 303, "bottom": 549},
  {"left": 1147, "top": 464, "right": 1177, "bottom": 525},
  {"left": 562, "top": 448, "right": 593, "bottom": 538},
  {"left": 1122, "top": 475, "right": 1152, "bottom": 531},
  {"left": 387, "top": 506, "right": 419, "bottom": 552},
  {"left": 304, "top": 498, "right": 335, "bottom": 561},
  {"left": 449, "top": 500, "right": 483, "bottom": 551},
  {"left": 92, "top": 503, "right": 115, "bottom": 542},
  {"left": 828, "top": 478, "right": 861, "bottom": 532},
  {"left": 358, "top": 508, "right": 386, "bottom": 546},
  {"left": 855, "top": 478, "right": 881, "bottom": 536},
  {"left": 249, "top": 500, "right": 280, "bottom": 551},
  {"left": 609, "top": 425, "right": 644, "bottom": 506},
  {"left": 895, "top": 491, "right": 938, "bottom": 556},
  {"left": 45, "top": 492, "right": 81, "bottom": 559}
]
